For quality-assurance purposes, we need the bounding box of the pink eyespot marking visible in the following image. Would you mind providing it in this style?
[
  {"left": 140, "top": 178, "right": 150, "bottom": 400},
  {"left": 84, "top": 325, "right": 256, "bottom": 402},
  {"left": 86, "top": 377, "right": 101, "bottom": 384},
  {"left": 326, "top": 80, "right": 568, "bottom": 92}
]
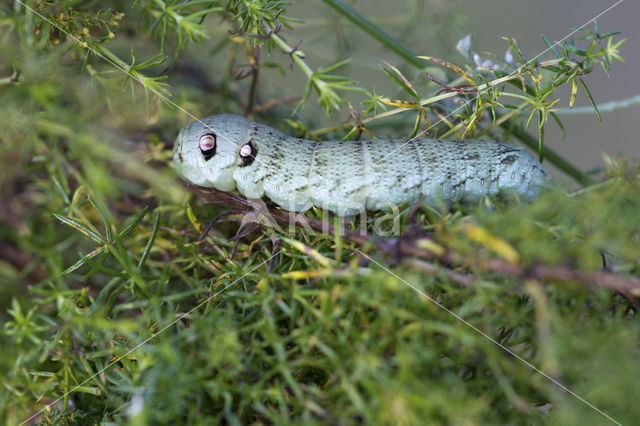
[
  {"left": 199, "top": 134, "right": 217, "bottom": 160},
  {"left": 243, "top": 175, "right": 247, "bottom": 181},
  {"left": 208, "top": 168, "right": 213, "bottom": 174},
  {"left": 199, "top": 134, "right": 215, "bottom": 151},
  {"left": 240, "top": 144, "right": 252, "bottom": 157},
  {"left": 511, "top": 172, "right": 515, "bottom": 180}
]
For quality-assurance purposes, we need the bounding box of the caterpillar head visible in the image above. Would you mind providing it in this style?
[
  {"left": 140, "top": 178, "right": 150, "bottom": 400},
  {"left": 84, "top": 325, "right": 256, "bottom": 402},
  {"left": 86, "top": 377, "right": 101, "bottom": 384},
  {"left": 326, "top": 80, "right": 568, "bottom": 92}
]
[{"left": 173, "top": 114, "right": 252, "bottom": 191}]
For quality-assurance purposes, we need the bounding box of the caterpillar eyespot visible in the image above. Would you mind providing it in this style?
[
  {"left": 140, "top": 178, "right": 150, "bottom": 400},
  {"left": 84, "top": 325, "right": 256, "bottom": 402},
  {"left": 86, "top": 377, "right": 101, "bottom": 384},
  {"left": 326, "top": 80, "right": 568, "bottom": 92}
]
[
  {"left": 238, "top": 141, "right": 257, "bottom": 167},
  {"left": 173, "top": 114, "right": 553, "bottom": 216},
  {"left": 199, "top": 134, "right": 216, "bottom": 161},
  {"left": 240, "top": 144, "right": 252, "bottom": 157}
]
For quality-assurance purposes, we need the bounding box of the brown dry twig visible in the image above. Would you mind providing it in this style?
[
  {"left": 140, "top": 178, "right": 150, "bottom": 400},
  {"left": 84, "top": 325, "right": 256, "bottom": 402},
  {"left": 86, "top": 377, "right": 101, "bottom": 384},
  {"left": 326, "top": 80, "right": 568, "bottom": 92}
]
[
  {"left": 185, "top": 182, "right": 640, "bottom": 302},
  {"left": 424, "top": 70, "right": 477, "bottom": 95}
]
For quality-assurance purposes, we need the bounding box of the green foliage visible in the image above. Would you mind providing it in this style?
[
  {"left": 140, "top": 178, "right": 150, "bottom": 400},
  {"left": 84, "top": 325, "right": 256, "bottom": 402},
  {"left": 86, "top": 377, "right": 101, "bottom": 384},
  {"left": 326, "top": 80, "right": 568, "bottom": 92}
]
[{"left": 0, "top": 1, "right": 638, "bottom": 425}]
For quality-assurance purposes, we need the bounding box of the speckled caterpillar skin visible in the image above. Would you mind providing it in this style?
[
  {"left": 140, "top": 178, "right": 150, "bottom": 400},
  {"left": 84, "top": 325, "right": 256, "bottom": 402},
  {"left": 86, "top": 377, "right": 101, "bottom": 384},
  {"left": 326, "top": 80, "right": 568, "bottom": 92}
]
[{"left": 173, "top": 114, "right": 552, "bottom": 216}]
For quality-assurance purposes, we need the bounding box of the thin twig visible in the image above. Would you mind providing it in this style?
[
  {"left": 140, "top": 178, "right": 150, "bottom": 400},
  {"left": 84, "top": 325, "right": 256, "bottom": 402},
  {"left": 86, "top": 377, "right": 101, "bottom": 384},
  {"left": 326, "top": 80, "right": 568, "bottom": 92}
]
[{"left": 186, "top": 182, "right": 640, "bottom": 301}]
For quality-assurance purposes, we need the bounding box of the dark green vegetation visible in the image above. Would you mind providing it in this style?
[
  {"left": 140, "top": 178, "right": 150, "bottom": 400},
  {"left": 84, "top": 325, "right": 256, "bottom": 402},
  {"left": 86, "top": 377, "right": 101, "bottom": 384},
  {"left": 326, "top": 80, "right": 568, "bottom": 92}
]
[{"left": 1, "top": 1, "right": 638, "bottom": 424}]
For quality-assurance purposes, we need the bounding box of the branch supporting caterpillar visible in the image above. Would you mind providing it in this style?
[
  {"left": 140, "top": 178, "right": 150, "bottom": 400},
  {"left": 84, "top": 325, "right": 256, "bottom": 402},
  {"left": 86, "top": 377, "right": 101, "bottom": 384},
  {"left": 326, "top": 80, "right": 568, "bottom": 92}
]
[{"left": 173, "top": 114, "right": 552, "bottom": 216}]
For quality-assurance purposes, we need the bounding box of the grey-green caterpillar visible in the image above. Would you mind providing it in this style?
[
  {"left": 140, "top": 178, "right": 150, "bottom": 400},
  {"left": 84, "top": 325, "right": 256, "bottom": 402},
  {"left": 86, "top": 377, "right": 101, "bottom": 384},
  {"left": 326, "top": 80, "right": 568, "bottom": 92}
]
[{"left": 173, "top": 114, "right": 551, "bottom": 216}]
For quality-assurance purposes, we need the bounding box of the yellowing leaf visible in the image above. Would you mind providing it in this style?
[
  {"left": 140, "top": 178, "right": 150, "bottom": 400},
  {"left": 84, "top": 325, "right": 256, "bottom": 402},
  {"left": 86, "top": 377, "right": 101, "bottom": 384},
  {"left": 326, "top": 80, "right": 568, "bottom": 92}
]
[
  {"left": 282, "top": 268, "right": 334, "bottom": 280},
  {"left": 186, "top": 202, "right": 204, "bottom": 234},
  {"left": 416, "top": 238, "right": 445, "bottom": 256},
  {"left": 417, "top": 56, "right": 475, "bottom": 85},
  {"left": 462, "top": 223, "right": 520, "bottom": 264},
  {"left": 282, "top": 237, "right": 332, "bottom": 267},
  {"left": 570, "top": 79, "right": 578, "bottom": 108},
  {"left": 256, "top": 277, "right": 269, "bottom": 293},
  {"left": 380, "top": 98, "right": 419, "bottom": 108}
]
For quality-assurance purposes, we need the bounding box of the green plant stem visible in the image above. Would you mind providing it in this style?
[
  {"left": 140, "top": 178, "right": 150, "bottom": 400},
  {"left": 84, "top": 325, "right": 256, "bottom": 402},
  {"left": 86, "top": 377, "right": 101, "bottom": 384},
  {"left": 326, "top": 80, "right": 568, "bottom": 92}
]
[
  {"left": 556, "top": 94, "right": 640, "bottom": 115},
  {"left": 567, "top": 177, "right": 620, "bottom": 198},
  {"left": 63, "top": 359, "right": 69, "bottom": 411},
  {"left": 320, "top": 0, "right": 428, "bottom": 69},
  {"left": 96, "top": 44, "right": 131, "bottom": 73},
  {"left": 0, "top": 72, "right": 19, "bottom": 85},
  {"left": 270, "top": 33, "right": 314, "bottom": 78},
  {"left": 92, "top": 44, "right": 171, "bottom": 98},
  {"left": 269, "top": 31, "right": 353, "bottom": 113},
  {"left": 321, "top": 0, "right": 592, "bottom": 186}
]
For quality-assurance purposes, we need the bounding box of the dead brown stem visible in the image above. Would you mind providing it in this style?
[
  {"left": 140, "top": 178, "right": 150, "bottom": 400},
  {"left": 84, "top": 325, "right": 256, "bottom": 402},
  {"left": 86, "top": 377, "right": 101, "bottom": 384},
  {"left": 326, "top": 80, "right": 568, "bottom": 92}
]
[{"left": 185, "top": 182, "right": 640, "bottom": 302}]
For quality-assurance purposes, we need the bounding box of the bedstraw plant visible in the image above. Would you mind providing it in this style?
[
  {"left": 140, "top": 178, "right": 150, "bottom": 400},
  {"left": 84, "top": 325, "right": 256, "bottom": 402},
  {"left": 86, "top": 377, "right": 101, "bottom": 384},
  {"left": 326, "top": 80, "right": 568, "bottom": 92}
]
[{"left": 0, "top": 0, "right": 638, "bottom": 424}]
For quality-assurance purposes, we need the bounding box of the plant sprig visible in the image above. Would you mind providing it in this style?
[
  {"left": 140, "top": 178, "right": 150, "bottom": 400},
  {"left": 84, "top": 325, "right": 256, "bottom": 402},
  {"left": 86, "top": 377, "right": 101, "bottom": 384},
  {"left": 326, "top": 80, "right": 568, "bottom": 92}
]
[
  {"left": 140, "top": 0, "right": 224, "bottom": 54},
  {"left": 266, "top": 31, "right": 365, "bottom": 115},
  {"left": 311, "top": 3, "right": 626, "bottom": 184}
]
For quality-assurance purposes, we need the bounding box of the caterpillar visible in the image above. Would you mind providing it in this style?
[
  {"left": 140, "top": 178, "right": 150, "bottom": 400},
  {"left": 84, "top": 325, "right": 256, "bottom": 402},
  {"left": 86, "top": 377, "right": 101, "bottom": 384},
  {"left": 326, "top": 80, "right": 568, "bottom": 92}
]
[{"left": 173, "top": 114, "right": 551, "bottom": 216}]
